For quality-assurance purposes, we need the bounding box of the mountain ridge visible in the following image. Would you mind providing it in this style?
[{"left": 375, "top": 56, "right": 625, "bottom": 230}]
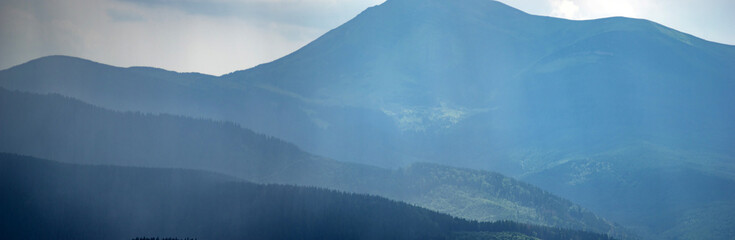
[
  {"left": 0, "top": 88, "right": 625, "bottom": 236},
  {"left": 2, "top": 0, "right": 734, "bottom": 238},
  {"left": 1, "top": 153, "right": 615, "bottom": 240}
]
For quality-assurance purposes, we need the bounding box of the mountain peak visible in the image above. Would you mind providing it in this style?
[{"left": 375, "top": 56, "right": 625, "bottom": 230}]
[
  {"left": 378, "top": 0, "right": 531, "bottom": 20},
  {"left": 225, "top": 0, "right": 558, "bottom": 108},
  {"left": 13, "top": 55, "right": 102, "bottom": 69}
]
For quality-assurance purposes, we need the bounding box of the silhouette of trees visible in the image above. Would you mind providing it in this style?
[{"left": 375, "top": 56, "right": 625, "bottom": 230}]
[
  {"left": 2, "top": 154, "right": 615, "bottom": 240},
  {"left": 132, "top": 238, "right": 196, "bottom": 240}
]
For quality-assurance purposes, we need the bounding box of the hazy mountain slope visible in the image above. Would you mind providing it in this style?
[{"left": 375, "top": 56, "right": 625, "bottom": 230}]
[
  {"left": 226, "top": 0, "right": 555, "bottom": 107},
  {"left": 223, "top": 0, "right": 735, "bottom": 169},
  {"left": 509, "top": 20, "right": 735, "bottom": 154},
  {"left": 0, "top": 89, "right": 622, "bottom": 235},
  {"left": 1, "top": 0, "right": 734, "bottom": 238},
  {"left": 520, "top": 145, "right": 735, "bottom": 239},
  {"left": 0, "top": 55, "right": 405, "bottom": 167},
  {"left": 0, "top": 55, "right": 219, "bottom": 115},
  {"left": 0, "top": 89, "right": 313, "bottom": 181},
  {"left": 3, "top": 0, "right": 732, "bottom": 171},
  {"left": 0, "top": 153, "right": 614, "bottom": 240},
  {"left": 224, "top": 1, "right": 735, "bottom": 237}
]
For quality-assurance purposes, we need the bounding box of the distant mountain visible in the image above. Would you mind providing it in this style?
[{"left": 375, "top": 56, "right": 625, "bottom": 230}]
[
  {"left": 0, "top": 89, "right": 622, "bottom": 236},
  {"left": 0, "top": 54, "right": 411, "bottom": 169},
  {"left": 224, "top": 0, "right": 735, "bottom": 169},
  {"left": 0, "top": 56, "right": 218, "bottom": 115},
  {"left": 0, "top": 55, "right": 403, "bottom": 167},
  {"left": 2, "top": 0, "right": 734, "bottom": 238},
  {"left": 522, "top": 146, "right": 735, "bottom": 239},
  {"left": 0, "top": 153, "right": 614, "bottom": 240}
]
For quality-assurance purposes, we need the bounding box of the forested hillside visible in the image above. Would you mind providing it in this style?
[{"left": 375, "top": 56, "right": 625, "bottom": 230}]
[
  {"left": 0, "top": 153, "right": 614, "bottom": 240},
  {"left": 0, "top": 88, "right": 622, "bottom": 236}
]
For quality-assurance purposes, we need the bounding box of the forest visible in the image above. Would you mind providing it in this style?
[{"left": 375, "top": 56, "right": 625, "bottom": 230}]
[
  {"left": 0, "top": 88, "right": 621, "bottom": 235},
  {"left": 0, "top": 153, "right": 614, "bottom": 240}
]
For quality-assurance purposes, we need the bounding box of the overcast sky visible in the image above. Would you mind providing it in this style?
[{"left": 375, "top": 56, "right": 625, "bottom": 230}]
[{"left": 1, "top": 0, "right": 733, "bottom": 75}]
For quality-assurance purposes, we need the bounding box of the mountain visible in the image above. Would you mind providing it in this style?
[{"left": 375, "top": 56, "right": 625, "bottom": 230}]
[
  {"left": 0, "top": 88, "right": 622, "bottom": 236},
  {"left": 223, "top": 0, "right": 735, "bottom": 169},
  {"left": 522, "top": 146, "right": 735, "bottom": 239},
  {"left": 0, "top": 55, "right": 218, "bottom": 115},
  {"left": 0, "top": 54, "right": 404, "bottom": 167},
  {"left": 0, "top": 153, "right": 614, "bottom": 240},
  {"left": 2, "top": 0, "right": 734, "bottom": 238}
]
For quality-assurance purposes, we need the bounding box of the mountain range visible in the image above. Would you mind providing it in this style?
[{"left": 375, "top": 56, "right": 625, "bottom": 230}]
[
  {"left": 1, "top": 0, "right": 734, "bottom": 239},
  {"left": 0, "top": 88, "right": 621, "bottom": 235}
]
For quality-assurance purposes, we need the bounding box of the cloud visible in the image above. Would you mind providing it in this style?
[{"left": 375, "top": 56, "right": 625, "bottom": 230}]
[
  {"left": 505, "top": 0, "right": 735, "bottom": 45},
  {"left": 550, "top": 0, "right": 580, "bottom": 19},
  {"left": 547, "top": 0, "right": 652, "bottom": 20},
  {"left": 107, "top": 9, "right": 146, "bottom": 22},
  {"left": 116, "top": 0, "right": 385, "bottom": 29}
]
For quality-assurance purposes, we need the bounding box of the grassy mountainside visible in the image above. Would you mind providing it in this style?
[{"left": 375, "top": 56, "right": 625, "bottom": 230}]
[
  {"left": 0, "top": 88, "right": 622, "bottom": 236},
  {"left": 0, "top": 153, "right": 614, "bottom": 240},
  {"left": 520, "top": 145, "right": 735, "bottom": 239}
]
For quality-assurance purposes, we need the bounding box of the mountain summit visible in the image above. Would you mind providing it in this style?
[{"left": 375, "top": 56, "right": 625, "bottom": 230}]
[
  {"left": 227, "top": 0, "right": 557, "bottom": 108},
  {"left": 227, "top": 0, "right": 733, "bottom": 111}
]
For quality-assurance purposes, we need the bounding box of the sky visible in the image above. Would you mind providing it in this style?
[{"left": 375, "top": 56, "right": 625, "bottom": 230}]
[{"left": 1, "top": 0, "right": 733, "bottom": 76}]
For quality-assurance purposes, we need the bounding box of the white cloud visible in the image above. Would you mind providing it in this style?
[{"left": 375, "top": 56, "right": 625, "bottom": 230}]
[
  {"left": 550, "top": 0, "right": 580, "bottom": 19},
  {"left": 547, "top": 0, "right": 652, "bottom": 20},
  {"left": 534, "top": 0, "right": 735, "bottom": 45}
]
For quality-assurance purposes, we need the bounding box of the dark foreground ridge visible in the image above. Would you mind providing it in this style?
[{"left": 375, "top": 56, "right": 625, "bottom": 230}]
[
  {"left": 132, "top": 238, "right": 197, "bottom": 240},
  {"left": 0, "top": 153, "right": 614, "bottom": 240}
]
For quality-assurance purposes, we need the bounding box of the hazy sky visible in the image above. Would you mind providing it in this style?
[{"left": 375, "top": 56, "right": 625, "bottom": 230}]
[{"left": 1, "top": 0, "right": 733, "bottom": 75}]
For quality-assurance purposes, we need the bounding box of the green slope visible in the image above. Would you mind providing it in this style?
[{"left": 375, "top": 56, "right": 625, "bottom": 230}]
[{"left": 0, "top": 88, "right": 623, "bottom": 236}]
